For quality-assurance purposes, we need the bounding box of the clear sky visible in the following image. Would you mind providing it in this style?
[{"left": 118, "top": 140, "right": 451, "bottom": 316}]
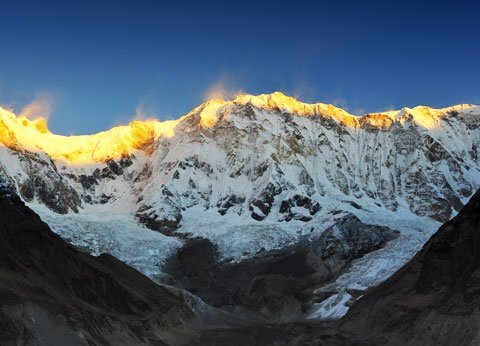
[{"left": 1, "top": 0, "right": 479, "bottom": 134}]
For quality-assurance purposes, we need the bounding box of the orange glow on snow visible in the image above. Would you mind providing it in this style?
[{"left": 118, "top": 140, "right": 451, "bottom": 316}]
[
  {"left": 0, "top": 107, "right": 180, "bottom": 165},
  {"left": 0, "top": 92, "right": 467, "bottom": 165}
]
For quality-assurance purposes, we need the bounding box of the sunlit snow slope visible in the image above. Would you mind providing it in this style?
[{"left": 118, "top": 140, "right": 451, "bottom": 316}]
[{"left": 1, "top": 92, "right": 479, "bottom": 290}]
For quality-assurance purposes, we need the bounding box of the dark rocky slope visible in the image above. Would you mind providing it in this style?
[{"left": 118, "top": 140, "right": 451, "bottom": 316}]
[
  {"left": 0, "top": 181, "right": 193, "bottom": 345},
  {"left": 165, "top": 215, "right": 398, "bottom": 322},
  {"left": 343, "top": 188, "right": 480, "bottom": 345}
]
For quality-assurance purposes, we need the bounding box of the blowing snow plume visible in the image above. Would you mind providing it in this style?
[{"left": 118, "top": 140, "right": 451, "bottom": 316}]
[
  {"left": 20, "top": 93, "right": 54, "bottom": 121},
  {"left": 204, "top": 78, "right": 243, "bottom": 102},
  {"left": 133, "top": 100, "right": 158, "bottom": 122}
]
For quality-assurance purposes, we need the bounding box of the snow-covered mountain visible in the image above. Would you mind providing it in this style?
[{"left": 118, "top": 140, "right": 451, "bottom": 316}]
[{"left": 0, "top": 92, "right": 479, "bottom": 299}]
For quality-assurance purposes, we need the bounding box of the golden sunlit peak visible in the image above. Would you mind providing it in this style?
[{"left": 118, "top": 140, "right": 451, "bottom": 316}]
[
  {"left": 188, "top": 98, "right": 228, "bottom": 129},
  {"left": 234, "top": 92, "right": 355, "bottom": 121},
  {"left": 17, "top": 116, "right": 50, "bottom": 134},
  {"left": 1, "top": 97, "right": 478, "bottom": 166},
  {"left": 0, "top": 105, "right": 50, "bottom": 134},
  {"left": 0, "top": 105, "right": 183, "bottom": 165},
  {"left": 197, "top": 91, "right": 356, "bottom": 125},
  {"left": 371, "top": 104, "right": 480, "bottom": 130}
]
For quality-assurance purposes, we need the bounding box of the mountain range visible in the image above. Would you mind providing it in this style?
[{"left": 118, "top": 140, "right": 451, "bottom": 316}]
[{"left": 0, "top": 92, "right": 479, "bottom": 341}]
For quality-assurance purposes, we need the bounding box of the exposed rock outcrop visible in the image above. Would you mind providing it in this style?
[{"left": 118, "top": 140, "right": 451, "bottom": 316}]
[
  {"left": 311, "top": 214, "right": 400, "bottom": 273},
  {"left": 279, "top": 194, "right": 321, "bottom": 222},
  {"left": 165, "top": 214, "right": 398, "bottom": 322}
]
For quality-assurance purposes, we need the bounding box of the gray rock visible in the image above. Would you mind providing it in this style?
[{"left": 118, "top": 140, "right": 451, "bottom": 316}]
[{"left": 311, "top": 214, "right": 400, "bottom": 273}]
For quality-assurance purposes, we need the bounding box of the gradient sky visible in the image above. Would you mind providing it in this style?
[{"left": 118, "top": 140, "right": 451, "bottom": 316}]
[{"left": 1, "top": 0, "right": 479, "bottom": 134}]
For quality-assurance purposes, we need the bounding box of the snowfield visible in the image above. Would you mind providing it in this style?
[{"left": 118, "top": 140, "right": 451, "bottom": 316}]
[{"left": 33, "top": 203, "right": 182, "bottom": 282}]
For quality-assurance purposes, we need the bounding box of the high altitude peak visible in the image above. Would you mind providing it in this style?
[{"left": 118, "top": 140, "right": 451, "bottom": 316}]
[
  {"left": 234, "top": 91, "right": 303, "bottom": 108},
  {"left": 0, "top": 96, "right": 478, "bottom": 165},
  {"left": 15, "top": 116, "right": 50, "bottom": 134},
  {"left": 0, "top": 107, "right": 50, "bottom": 134},
  {"left": 234, "top": 91, "right": 296, "bottom": 109},
  {"left": 28, "top": 117, "right": 49, "bottom": 134},
  {"left": 190, "top": 92, "right": 356, "bottom": 129},
  {"left": 191, "top": 98, "right": 228, "bottom": 128},
  {"left": 372, "top": 103, "right": 480, "bottom": 130},
  {"left": 233, "top": 91, "right": 355, "bottom": 123}
]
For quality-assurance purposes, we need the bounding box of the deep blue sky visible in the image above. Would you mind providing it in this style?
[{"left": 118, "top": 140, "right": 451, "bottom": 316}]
[{"left": 1, "top": 0, "right": 479, "bottom": 134}]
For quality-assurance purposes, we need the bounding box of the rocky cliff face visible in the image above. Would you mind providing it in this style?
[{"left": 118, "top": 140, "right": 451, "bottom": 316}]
[{"left": 1, "top": 92, "right": 478, "bottom": 226}]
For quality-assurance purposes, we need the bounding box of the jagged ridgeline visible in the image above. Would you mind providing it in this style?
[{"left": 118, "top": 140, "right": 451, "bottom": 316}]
[
  {"left": 1, "top": 92, "right": 478, "bottom": 223},
  {"left": 0, "top": 92, "right": 479, "bottom": 280}
]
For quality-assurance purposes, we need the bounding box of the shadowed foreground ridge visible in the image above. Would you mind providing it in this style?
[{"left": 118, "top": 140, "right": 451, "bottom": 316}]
[
  {"left": 342, "top": 188, "right": 480, "bottom": 345},
  {"left": 0, "top": 182, "right": 192, "bottom": 345}
]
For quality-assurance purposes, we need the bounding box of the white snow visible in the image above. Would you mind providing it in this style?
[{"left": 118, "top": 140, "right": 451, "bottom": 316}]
[
  {"left": 178, "top": 205, "right": 307, "bottom": 262},
  {"left": 308, "top": 291, "right": 352, "bottom": 320},
  {"left": 33, "top": 203, "right": 182, "bottom": 282}
]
